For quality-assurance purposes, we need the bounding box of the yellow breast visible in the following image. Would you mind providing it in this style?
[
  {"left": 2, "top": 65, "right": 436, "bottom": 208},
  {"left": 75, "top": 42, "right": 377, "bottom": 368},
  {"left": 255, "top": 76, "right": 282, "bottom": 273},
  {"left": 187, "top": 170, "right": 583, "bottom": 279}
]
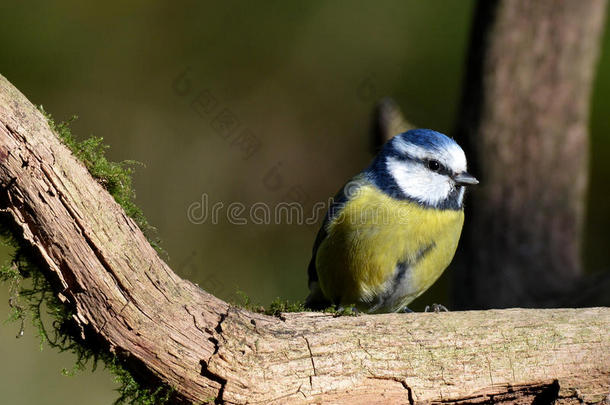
[{"left": 315, "top": 184, "right": 464, "bottom": 312}]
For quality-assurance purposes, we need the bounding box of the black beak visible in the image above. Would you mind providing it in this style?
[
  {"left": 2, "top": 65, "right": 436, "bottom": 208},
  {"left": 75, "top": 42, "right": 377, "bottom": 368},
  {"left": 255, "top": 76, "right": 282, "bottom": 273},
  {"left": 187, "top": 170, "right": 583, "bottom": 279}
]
[{"left": 453, "top": 172, "right": 479, "bottom": 185}]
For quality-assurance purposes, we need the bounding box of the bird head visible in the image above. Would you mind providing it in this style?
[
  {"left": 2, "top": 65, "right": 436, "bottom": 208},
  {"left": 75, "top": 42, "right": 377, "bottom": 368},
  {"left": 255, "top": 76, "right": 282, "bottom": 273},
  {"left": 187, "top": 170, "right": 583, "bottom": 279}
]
[{"left": 366, "top": 129, "right": 478, "bottom": 209}]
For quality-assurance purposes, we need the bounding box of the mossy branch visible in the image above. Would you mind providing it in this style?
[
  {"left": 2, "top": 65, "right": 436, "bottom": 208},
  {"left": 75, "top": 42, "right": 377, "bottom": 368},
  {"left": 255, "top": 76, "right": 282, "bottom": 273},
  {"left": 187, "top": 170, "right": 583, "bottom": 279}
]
[
  {"left": 1, "top": 106, "right": 174, "bottom": 403},
  {"left": 0, "top": 73, "right": 609, "bottom": 405}
]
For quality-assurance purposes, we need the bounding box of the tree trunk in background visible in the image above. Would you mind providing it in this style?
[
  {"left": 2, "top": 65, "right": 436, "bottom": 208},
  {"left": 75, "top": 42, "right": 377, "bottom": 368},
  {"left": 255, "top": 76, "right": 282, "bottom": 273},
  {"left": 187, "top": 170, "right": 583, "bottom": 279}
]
[{"left": 453, "top": 0, "right": 608, "bottom": 309}]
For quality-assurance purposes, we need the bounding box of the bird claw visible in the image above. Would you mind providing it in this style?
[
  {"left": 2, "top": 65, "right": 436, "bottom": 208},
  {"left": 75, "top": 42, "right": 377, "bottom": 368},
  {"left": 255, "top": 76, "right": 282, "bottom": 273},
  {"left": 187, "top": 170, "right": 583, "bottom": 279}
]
[
  {"left": 424, "top": 303, "right": 449, "bottom": 313},
  {"left": 332, "top": 305, "right": 359, "bottom": 317}
]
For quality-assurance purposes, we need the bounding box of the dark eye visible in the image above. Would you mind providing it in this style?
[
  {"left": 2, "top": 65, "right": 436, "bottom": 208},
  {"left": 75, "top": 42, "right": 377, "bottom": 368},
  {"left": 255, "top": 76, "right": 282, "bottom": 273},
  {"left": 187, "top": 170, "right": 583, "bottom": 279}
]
[{"left": 427, "top": 160, "right": 441, "bottom": 172}]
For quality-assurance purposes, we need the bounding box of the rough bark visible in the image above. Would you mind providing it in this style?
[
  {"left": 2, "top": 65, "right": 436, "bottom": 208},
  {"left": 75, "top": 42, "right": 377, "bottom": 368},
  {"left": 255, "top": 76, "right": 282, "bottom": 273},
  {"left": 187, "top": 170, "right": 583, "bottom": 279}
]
[
  {"left": 1, "top": 75, "right": 609, "bottom": 404},
  {"left": 453, "top": 0, "right": 608, "bottom": 309}
]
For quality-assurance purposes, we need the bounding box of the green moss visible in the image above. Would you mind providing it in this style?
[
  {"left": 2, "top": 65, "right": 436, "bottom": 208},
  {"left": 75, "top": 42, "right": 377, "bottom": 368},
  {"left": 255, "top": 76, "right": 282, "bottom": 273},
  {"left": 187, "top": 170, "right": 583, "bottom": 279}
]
[
  {"left": 0, "top": 110, "right": 173, "bottom": 404},
  {"left": 232, "top": 292, "right": 310, "bottom": 317},
  {"left": 231, "top": 290, "right": 266, "bottom": 313},
  {"left": 40, "top": 107, "right": 163, "bottom": 254},
  {"left": 262, "top": 299, "right": 359, "bottom": 317},
  {"left": 106, "top": 357, "right": 175, "bottom": 405},
  {"left": 322, "top": 306, "right": 359, "bottom": 317},
  {"left": 231, "top": 291, "right": 360, "bottom": 317},
  {"left": 264, "top": 297, "right": 307, "bottom": 317}
]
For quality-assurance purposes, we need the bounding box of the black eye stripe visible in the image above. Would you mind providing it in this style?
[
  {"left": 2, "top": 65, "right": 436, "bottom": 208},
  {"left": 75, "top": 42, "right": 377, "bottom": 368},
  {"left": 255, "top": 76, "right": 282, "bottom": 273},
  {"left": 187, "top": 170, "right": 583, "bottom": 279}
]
[
  {"left": 389, "top": 152, "right": 453, "bottom": 176},
  {"left": 425, "top": 159, "right": 451, "bottom": 175}
]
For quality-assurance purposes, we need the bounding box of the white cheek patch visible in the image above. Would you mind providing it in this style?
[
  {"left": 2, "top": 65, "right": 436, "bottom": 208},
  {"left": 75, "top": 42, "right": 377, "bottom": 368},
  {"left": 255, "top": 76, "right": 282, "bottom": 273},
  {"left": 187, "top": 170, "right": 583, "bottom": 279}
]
[{"left": 386, "top": 157, "right": 453, "bottom": 205}]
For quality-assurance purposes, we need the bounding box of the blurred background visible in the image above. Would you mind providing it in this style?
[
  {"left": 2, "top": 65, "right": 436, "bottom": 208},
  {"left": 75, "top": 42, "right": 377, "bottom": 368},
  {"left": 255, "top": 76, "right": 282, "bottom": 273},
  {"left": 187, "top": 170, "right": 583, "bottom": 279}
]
[{"left": 0, "top": 1, "right": 608, "bottom": 403}]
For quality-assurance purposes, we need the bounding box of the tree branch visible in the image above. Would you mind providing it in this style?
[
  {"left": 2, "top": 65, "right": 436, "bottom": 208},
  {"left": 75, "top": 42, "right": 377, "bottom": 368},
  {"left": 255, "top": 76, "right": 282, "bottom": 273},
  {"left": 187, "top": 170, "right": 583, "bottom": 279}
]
[{"left": 0, "top": 74, "right": 609, "bottom": 404}]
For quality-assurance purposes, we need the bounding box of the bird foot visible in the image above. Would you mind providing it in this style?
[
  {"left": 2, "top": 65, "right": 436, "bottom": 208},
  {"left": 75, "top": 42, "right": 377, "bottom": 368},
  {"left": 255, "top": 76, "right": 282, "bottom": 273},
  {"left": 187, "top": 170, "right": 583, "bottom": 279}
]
[
  {"left": 332, "top": 306, "right": 359, "bottom": 317},
  {"left": 424, "top": 303, "right": 449, "bottom": 313}
]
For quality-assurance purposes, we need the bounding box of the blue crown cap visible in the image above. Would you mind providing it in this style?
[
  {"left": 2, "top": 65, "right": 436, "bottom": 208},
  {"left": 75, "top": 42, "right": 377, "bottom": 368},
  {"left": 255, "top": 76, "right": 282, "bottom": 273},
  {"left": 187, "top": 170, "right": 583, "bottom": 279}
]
[{"left": 387, "top": 129, "right": 457, "bottom": 154}]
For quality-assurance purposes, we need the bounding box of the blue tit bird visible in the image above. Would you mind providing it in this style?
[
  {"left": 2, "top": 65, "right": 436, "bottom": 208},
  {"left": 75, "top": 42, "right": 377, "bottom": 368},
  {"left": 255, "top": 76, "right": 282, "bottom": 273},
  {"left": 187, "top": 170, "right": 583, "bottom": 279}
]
[{"left": 305, "top": 129, "right": 478, "bottom": 313}]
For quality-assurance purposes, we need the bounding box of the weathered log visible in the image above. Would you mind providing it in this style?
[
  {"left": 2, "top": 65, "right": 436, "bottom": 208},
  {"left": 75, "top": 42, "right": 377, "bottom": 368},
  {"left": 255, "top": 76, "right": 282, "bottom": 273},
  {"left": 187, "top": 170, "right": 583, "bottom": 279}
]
[{"left": 0, "top": 74, "right": 609, "bottom": 404}]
